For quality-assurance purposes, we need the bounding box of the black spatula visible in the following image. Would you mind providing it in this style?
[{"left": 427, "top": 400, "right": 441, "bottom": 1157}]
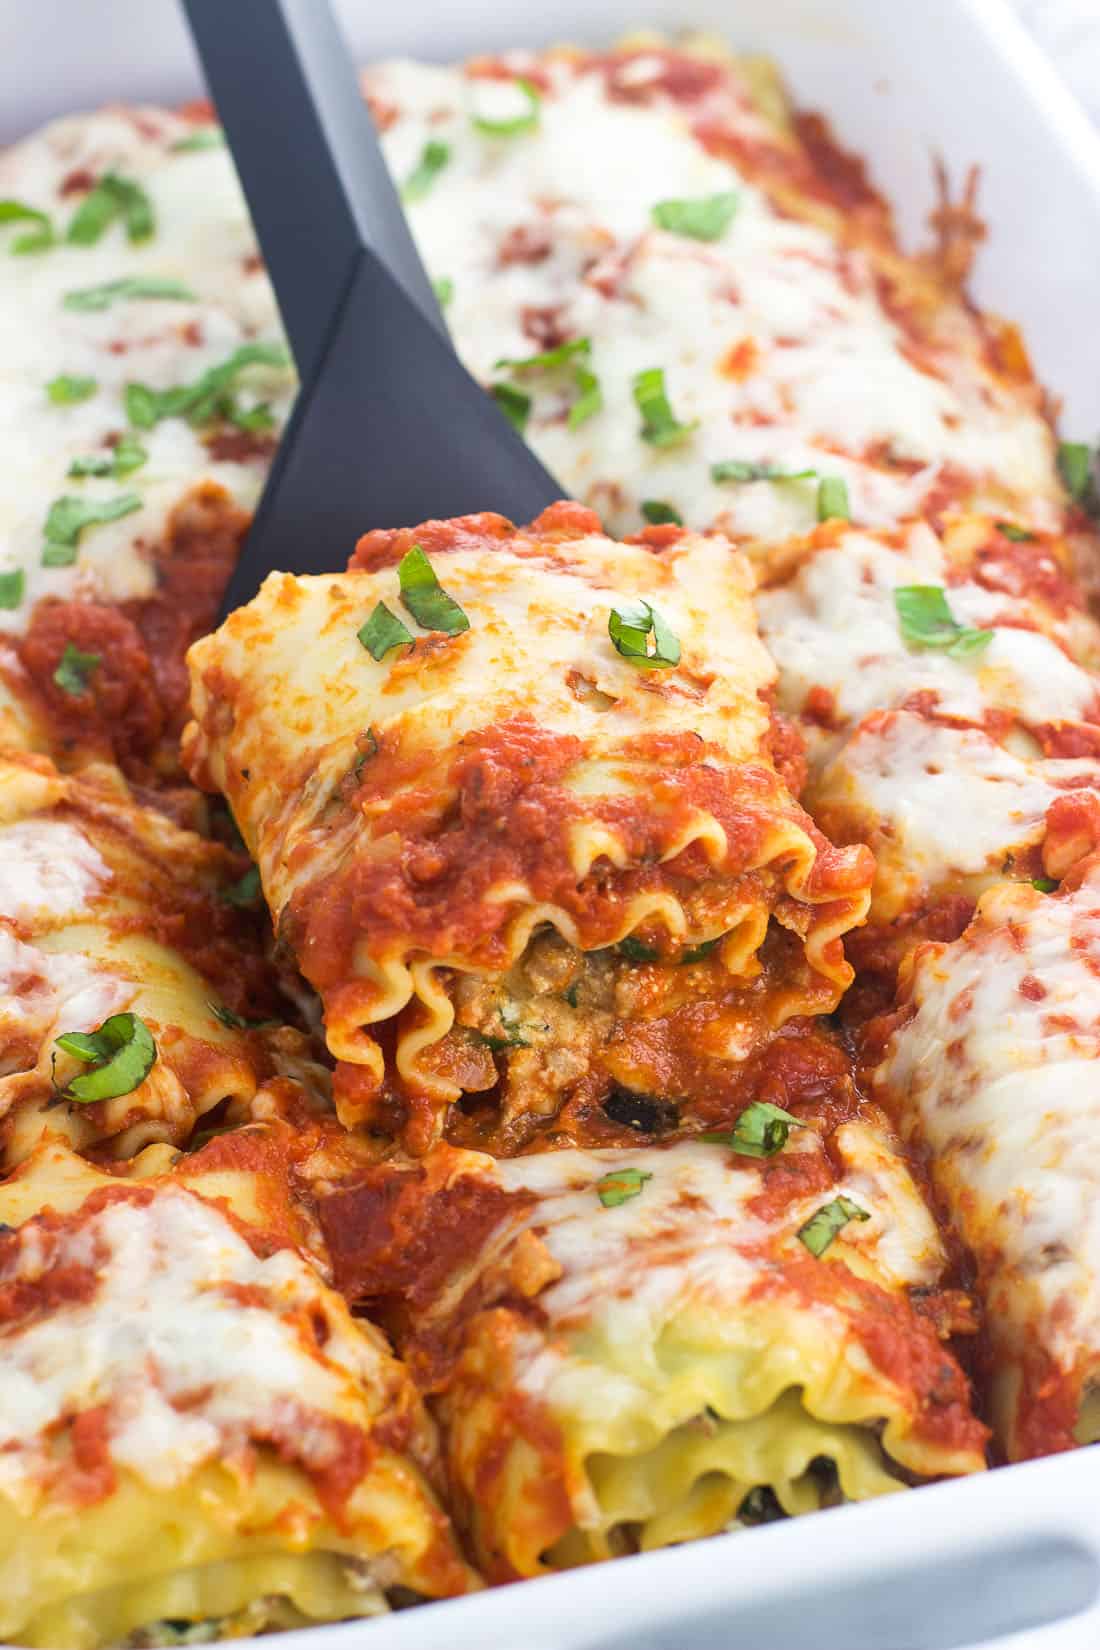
[{"left": 180, "top": 0, "right": 561, "bottom": 616}]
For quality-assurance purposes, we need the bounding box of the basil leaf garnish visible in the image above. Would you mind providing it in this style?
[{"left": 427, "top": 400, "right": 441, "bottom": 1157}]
[
  {"left": 633, "top": 367, "right": 697, "bottom": 448},
  {"left": 651, "top": 190, "right": 739, "bottom": 242},
  {"left": 797, "top": 1195, "right": 870, "bottom": 1256},
  {"left": 358, "top": 600, "right": 413, "bottom": 660},
  {"left": 398, "top": 545, "right": 470, "bottom": 636},
  {"left": 53, "top": 642, "right": 100, "bottom": 696},
  {"left": 42, "top": 493, "right": 142, "bottom": 564},
  {"left": 55, "top": 1012, "right": 157, "bottom": 1102},
  {"left": 894, "top": 585, "right": 993, "bottom": 658},
  {"left": 596, "top": 1166, "right": 652, "bottom": 1208},
  {"left": 608, "top": 598, "right": 681, "bottom": 669},
  {"left": 702, "top": 1100, "right": 802, "bottom": 1159}
]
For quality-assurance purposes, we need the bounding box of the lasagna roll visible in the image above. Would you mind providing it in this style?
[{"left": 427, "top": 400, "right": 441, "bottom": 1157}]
[
  {"left": 0, "top": 749, "right": 292, "bottom": 1169},
  {"left": 367, "top": 40, "right": 1069, "bottom": 545},
  {"left": 0, "top": 1135, "right": 476, "bottom": 1649},
  {"left": 319, "top": 1130, "right": 986, "bottom": 1578},
  {"left": 185, "top": 505, "right": 873, "bottom": 1153},
  {"left": 754, "top": 513, "right": 1100, "bottom": 987},
  {"left": 875, "top": 857, "right": 1100, "bottom": 1461}
]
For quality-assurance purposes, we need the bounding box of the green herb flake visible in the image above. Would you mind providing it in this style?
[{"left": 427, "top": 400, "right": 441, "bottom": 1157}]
[
  {"left": 495, "top": 337, "right": 591, "bottom": 374},
  {"left": 222, "top": 865, "right": 261, "bottom": 908},
  {"left": 68, "top": 433, "right": 148, "bottom": 481},
  {"left": 641, "top": 500, "right": 682, "bottom": 526},
  {"left": 681, "top": 936, "right": 722, "bottom": 963},
  {"left": 596, "top": 1166, "right": 653, "bottom": 1209},
  {"left": 569, "top": 363, "right": 603, "bottom": 428},
  {"left": 701, "top": 1101, "right": 802, "bottom": 1160},
  {"left": 402, "top": 139, "right": 451, "bottom": 202},
  {"left": 633, "top": 367, "right": 698, "bottom": 449},
  {"left": 490, "top": 381, "right": 531, "bottom": 434},
  {"left": 54, "top": 1011, "right": 156, "bottom": 1103},
  {"left": 358, "top": 600, "right": 413, "bottom": 660},
  {"left": 172, "top": 127, "right": 225, "bottom": 152},
  {"left": 471, "top": 76, "right": 541, "bottom": 137},
  {"left": 816, "top": 476, "right": 850, "bottom": 522},
  {"left": 616, "top": 935, "right": 660, "bottom": 963},
  {"left": 46, "top": 374, "right": 97, "bottom": 405},
  {"left": 608, "top": 598, "right": 681, "bottom": 670},
  {"left": 66, "top": 172, "right": 155, "bottom": 246},
  {"left": 53, "top": 642, "right": 100, "bottom": 697},
  {"left": 1032, "top": 876, "right": 1058, "bottom": 893},
  {"left": 0, "top": 198, "right": 55, "bottom": 254},
  {"left": 433, "top": 276, "right": 455, "bottom": 308},
  {"left": 124, "top": 341, "right": 291, "bottom": 430},
  {"left": 997, "top": 521, "right": 1035, "bottom": 542},
  {"left": 1058, "top": 440, "right": 1093, "bottom": 502},
  {"left": 651, "top": 190, "right": 739, "bottom": 242},
  {"left": 398, "top": 545, "right": 470, "bottom": 637},
  {"left": 42, "top": 493, "right": 142, "bottom": 564},
  {"left": 894, "top": 585, "right": 994, "bottom": 658},
  {"left": 0, "top": 570, "right": 24, "bottom": 610},
  {"left": 63, "top": 275, "right": 196, "bottom": 312},
  {"left": 711, "top": 460, "right": 817, "bottom": 484},
  {"left": 797, "top": 1194, "right": 870, "bottom": 1257},
  {"left": 208, "top": 1001, "right": 276, "bottom": 1031}
]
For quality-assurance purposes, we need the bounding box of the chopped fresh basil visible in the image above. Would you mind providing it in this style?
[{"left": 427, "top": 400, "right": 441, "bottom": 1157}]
[
  {"left": 711, "top": 460, "right": 817, "bottom": 484},
  {"left": 1058, "top": 440, "right": 1093, "bottom": 502},
  {"left": 495, "top": 337, "right": 591, "bottom": 374},
  {"left": 641, "top": 500, "right": 682, "bottom": 525},
  {"left": 53, "top": 642, "right": 100, "bottom": 696},
  {"left": 124, "top": 341, "right": 291, "bottom": 430},
  {"left": 702, "top": 1100, "right": 801, "bottom": 1159},
  {"left": 54, "top": 1011, "right": 156, "bottom": 1103},
  {"left": 596, "top": 1166, "right": 652, "bottom": 1208},
  {"left": 352, "top": 728, "right": 380, "bottom": 779},
  {"left": 172, "top": 126, "right": 225, "bottom": 152},
  {"left": 227, "top": 401, "right": 275, "bottom": 433},
  {"left": 222, "top": 864, "right": 261, "bottom": 908},
  {"left": 358, "top": 600, "right": 413, "bottom": 660},
  {"left": 63, "top": 275, "right": 196, "bottom": 312},
  {"left": 816, "top": 476, "right": 850, "bottom": 522},
  {"left": 66, "top": 172, "right": 154, "bottom": 246},
  {"left": 490, "top": 381, "right": 531, "bottom": 434},
  {"left": 1032, "top": 876, "right": 1058, "bottom": 893},
  {"left": 633, "top": 366, "right": 697, "bottom": 448},
  {"left": 651, "top": 190, "right": 739, "bottom": 242},
  {"left": 997, "top": 521, "right": 1035, "bottom": 542},
  {"left": 208, "top": 1001, "right": 276, "bottom": 1031},
  {"left": 894, "top": 585, "right": 993, "bottom": 658},
  {"left": 797, "top": 1194, "right": 870, "bottom": 1257},
  {"left": 433, "top": 275, "right": 454, "bottom": 308},
  {"left": 0, "top": 198, "right": 54, "bottom": 254},
  {"left": 471, "top": 76, "right": 541, "bottom": 137},
  {"left": 46, "top": 374, "right": 97, "bottom": 405},
  {"left": 42, "top": 493, "right": 141, "bottom": 564},
  {"left": 0, "top": 570, "right": 24, "bottom": 610},
  {"left": 68, "top": 433, "right": 148, "bottom": 480},
  {"left": 569, "top": 363, "right": 602, "bottom": 428},
  {"left": 681, "top": 936, "right": 721, "bottom": 963},
  {"left": 608, "top": 598, "right": 681, "bottom": 670},
  {"left": 398, "top": 545, "right": 470, "bottom": 636},
  {"left": 616, "top": 935, "right": 660, "bottom": 963},
  {"left": 402, "top": 139, "right": 451, "bottom": 201}
]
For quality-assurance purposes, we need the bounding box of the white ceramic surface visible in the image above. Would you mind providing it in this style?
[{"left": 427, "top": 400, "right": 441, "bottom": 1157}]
[{"left": 3, "top": 3, "right": 1100, "bottom": 1645}]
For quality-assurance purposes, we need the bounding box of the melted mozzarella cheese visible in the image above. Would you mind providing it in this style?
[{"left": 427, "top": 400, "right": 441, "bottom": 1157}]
[
  {"left": 0, "top": 819, "right": 108, "bottom": 918},
  {"left": 0, "top": 926, "right": 127, "bottom": 1045},
  {"left": 879, "top": 868, "right": 1100, "bottom": 1392},
  {"left": 0, "top": 108, "right": 295, "bottom": 630},
  {"left": 370, "top": 56, "right": 1061, "bottom": 540},
  {"left": 812, "top": 713, "right": 1100, "bottom": 906},
  {"left": 757, "top": 522, "right": 1100, "bottom": 740},
  {"left": 0, "top": 1186, "right": 386, "bottom": 1498}
]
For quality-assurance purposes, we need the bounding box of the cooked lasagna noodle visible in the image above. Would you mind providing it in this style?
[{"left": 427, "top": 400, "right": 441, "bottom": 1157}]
[
  {"left": 0, "top": 1133, "right": 475, "bottom": 1648},
  {"left": 0, "top": 101, "right": 295, "bottom": 772},
  {"left": 366, "top": 41, "right": 1071, "bottom": 545},
  {"left": 318, "top": 1133, "right": 986, "bottom": 1577},
  {"left": 875, "top": 860, "right": 1100, "bottom": 1462},
  {"left": 0, "top": 747, "right": 294, "bottom": 1170},
  {"left": 185, "top": 504, "right": 874, "bottom": 1152}
]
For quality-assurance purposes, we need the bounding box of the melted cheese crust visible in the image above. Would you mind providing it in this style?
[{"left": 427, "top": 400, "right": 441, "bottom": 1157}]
[
  {"left": 877, "top": 864, "right": 1100, "bottom": 1459},
  {"left": 0, "top": 1142, "right": 475, "bottom": 1646},
  {"left": 185, "top": 506, "right": 872, "bottom": 1151}
]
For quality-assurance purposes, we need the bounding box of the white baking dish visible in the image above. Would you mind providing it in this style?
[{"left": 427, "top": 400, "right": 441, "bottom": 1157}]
[{"left": 3, "top": 1, "right": 1100, "bottom": 1646}]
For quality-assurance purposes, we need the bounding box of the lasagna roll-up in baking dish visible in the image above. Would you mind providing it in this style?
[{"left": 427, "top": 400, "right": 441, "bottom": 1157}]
[
  {"left": 185, "top": 504, "right": 874, "bottom": 1153},
  {"left": 0, "top": 748, "right": 294, "bottom": 1170},
  {"left": 874, "top": 857, "right": 1100, "bottom": 1462},
  {"left": 319, "top": 1130, "right": 987, "bottom": 1577},
  {"left": 0, "top": 1132, "right": 476, "bottom": 1649}
]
